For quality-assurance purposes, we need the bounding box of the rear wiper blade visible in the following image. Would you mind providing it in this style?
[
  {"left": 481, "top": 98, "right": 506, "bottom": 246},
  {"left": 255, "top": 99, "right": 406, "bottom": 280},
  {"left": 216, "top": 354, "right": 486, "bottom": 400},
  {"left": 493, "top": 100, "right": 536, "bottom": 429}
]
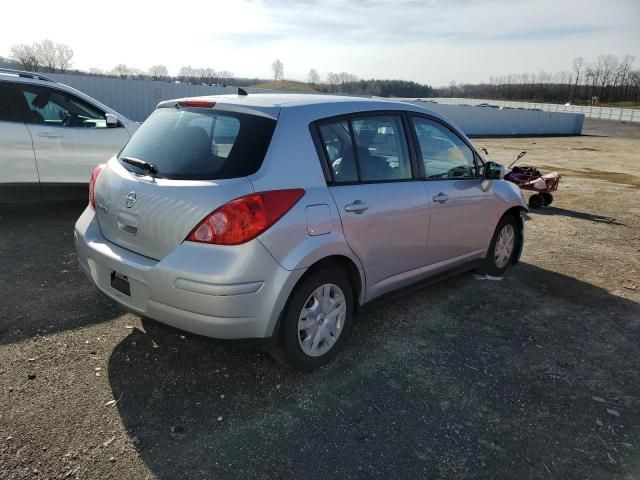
[{"left": 120, "top": 156, "right": 158, "bottom": 175}]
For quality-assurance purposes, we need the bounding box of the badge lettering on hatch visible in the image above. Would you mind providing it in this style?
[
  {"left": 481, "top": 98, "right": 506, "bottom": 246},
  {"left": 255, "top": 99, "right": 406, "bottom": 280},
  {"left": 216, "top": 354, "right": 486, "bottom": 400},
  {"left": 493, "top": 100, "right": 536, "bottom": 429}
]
[{"left": 125, "top": 191, "right": 137, "bottom": 208}]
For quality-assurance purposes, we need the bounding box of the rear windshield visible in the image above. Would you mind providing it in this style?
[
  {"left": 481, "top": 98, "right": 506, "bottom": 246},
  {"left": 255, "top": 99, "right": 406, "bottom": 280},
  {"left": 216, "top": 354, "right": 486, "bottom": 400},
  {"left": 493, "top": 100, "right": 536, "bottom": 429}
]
[{"left": 118, "top": 108, "right": 276, "bottom": 180}]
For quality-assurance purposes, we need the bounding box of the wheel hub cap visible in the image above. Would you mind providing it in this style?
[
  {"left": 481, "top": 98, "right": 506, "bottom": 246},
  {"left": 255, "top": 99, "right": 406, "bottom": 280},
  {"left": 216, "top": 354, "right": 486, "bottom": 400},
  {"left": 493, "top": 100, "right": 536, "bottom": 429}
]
[
  {"left": 297, "top": 283, "right": 346, "bottom": 357},
  {"left": 494, "top": 224, "right": 515, "bottom": 269}
]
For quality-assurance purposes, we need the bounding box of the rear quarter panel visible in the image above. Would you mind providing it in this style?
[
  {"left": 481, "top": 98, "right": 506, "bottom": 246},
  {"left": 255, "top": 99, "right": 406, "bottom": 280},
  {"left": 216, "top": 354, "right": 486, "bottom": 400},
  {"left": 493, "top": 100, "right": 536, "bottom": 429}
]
[{"left": 251, "top": 107, "right": 366, "bottom": 302}]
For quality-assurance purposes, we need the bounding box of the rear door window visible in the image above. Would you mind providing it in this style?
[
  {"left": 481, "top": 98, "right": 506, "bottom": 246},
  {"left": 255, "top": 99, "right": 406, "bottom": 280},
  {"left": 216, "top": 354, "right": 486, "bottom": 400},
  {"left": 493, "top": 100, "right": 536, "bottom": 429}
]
[
  {"left": 317, "top": 113, "right": 413, "bottom": 183},
  {"left": 118, "top": 108, "right": 276, "bottom": 180},
  {"left": 318, "top": 120, "right": 358, "bottom": 183},
  {"left": 0, "top": 82, "right": 26, "bottom": 122},
  {"left": 351, "top": 116, "right": 412, "bottom": 181}
]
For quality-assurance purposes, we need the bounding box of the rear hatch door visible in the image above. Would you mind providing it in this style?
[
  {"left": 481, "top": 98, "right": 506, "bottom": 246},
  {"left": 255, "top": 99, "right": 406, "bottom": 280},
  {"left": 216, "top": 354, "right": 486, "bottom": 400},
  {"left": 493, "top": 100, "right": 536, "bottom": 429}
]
[{"left": 93, "top": 104, "right": 277, "bottom": 260}]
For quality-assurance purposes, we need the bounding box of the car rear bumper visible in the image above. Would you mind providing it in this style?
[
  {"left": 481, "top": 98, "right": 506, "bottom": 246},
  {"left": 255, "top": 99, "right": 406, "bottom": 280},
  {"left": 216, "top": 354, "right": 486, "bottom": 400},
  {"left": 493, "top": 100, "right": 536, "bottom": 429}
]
[{"left": 74, "top": 207, "right": 305, "bottom": 339}]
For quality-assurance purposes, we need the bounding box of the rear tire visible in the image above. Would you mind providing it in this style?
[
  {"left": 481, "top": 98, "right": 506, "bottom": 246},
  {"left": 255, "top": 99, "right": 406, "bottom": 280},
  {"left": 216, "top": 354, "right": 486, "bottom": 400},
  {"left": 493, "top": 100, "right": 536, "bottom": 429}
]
[
  {"left": 271, "top": 266, "right": 354, "bottom": 371},
  {"left": 540, "top": 192, "right": 553, "bottom": 206},
  {"left": 528, "top": 194, "right": 544, "bottom": 209},
  {"left": 480, "top": 215, "right": 518, "bottom": 276}
]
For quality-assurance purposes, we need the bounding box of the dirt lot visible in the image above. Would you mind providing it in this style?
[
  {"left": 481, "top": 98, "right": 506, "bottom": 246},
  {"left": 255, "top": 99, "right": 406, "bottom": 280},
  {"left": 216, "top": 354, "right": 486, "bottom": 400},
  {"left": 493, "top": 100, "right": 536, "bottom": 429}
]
[{"left": 1, "top": 119, "right": 639, "bottom": 480}]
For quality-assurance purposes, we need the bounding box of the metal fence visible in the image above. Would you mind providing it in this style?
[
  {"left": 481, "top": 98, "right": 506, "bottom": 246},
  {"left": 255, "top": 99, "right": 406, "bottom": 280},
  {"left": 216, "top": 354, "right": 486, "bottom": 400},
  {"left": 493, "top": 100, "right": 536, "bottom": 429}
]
[
  {"left": 38, "top": 74, "right": 589, "bottom": 135},
  {"left": 47, "top": 73, "right": 278, "bottom": 122},
  {"left": 405, "top": 100, "right": 584, "bottom": 136},
  {"left": 426, "top": 98, "right": 640, "bottom": 123}
]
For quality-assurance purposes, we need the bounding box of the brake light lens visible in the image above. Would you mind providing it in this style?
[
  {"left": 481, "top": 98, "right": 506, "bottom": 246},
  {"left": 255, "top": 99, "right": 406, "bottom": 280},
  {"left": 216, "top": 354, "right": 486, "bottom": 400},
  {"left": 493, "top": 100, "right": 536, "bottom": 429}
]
[
  {"left": 186, "top": 189, "right": 305, "bottom": 245},
  {"left": 177, "top": 99, "right": 216, "bottom": 108},
  {"left": 89, "top": 164, "right": 105, "bottom": 209}
]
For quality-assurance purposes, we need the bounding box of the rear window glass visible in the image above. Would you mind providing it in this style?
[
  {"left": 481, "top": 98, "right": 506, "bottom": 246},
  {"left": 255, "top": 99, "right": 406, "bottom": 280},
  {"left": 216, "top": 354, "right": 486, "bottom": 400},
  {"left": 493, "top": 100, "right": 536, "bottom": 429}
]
[{"left": 118, "top": 108, "right": 276, "bottom": 180}]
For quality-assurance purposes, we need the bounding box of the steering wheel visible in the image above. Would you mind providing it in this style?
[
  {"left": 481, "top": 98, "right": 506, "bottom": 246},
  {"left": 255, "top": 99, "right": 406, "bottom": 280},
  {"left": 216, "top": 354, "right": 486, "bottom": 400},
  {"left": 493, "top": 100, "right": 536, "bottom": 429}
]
[
  {"left": 448, "top": 165, "right": 469, "bottom": 178},
  {"left": 61, "top": 114, "right": 72, "bottom": 127}
]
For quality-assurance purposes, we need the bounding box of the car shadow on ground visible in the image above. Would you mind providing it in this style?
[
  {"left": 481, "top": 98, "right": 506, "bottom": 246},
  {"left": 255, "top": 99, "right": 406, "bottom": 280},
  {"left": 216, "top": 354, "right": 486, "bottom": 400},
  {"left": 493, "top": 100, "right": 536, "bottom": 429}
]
[
  {"left": 0, "top": 201, "right": 123, "bottom": 345},
  {"left": 108, "top": 263, "right": 640, "bottom": 480},
  {"left": 530, "top": 206, "right": 624, "bottom": 225}
]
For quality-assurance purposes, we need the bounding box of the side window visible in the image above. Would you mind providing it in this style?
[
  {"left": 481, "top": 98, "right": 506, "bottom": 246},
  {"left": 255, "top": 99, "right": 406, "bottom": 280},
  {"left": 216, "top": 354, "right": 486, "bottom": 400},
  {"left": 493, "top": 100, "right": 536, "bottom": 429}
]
[
  {"left": 18, "top": 85, "right": 108, "bottom": 128},
  {"left": 317, "top": 114, "right": 413, "bottom": 183},
  {"left": 318, "top": 120, "right": 358, "bottom": 183},
  {"left": 0, "top": 83, "right": 12, "bottom": 121},
  {"left": 411, "top": 116, "right": 477, "bottom": 179},
  {"left": 351, "top": 115, "right": 412, "bottom": 181}
]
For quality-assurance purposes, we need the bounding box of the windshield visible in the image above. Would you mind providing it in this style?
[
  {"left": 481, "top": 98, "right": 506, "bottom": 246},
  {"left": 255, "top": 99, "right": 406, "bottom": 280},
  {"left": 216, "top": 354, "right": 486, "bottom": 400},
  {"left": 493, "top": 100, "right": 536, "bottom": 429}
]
[{"left": 118, "top": 108, "right": 276, "bottom": 180}]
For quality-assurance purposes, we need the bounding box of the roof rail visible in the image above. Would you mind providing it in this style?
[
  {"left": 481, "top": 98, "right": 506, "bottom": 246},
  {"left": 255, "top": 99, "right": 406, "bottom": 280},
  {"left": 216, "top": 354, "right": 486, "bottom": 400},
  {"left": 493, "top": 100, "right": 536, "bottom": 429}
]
[{"left": 0, "top": 68, "right": 57, "bottom": 83}]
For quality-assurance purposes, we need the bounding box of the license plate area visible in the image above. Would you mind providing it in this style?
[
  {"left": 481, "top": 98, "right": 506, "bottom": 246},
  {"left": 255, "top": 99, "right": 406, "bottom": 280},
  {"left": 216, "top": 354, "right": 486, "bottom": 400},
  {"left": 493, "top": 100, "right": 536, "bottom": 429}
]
[{"left": 110, "top": 271, "right": 131, "bottom": 296}]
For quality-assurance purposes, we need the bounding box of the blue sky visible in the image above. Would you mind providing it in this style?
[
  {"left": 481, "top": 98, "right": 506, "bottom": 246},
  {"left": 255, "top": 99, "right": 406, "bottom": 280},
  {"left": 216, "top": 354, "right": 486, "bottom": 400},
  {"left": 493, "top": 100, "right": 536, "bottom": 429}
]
[{"left": 2, "top": 0, "right": 639, "bottom": 86}]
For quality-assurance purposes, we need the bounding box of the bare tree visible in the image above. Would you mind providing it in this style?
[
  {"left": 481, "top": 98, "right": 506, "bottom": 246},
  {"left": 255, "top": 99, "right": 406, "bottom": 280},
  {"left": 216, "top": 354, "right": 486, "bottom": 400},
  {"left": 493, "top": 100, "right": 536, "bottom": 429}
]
[
  {"left": 271, "top": 59, "right": 284, "bottom": 81},
  {"left": 179, "top": 65, "right": 195, "bottom": 83},
  {"left": 55, "top": 43, "right": 74, "bottom": 72},
  {"left": 571, "top": 56, "right": 585, "bottom": 102},
  {"left": 325, "top": 72, "right": 340, "bottom": 92},
  {"left": 336, "top": 72, "right": 358, "bottom": 84},
  {"left": 217, "top": 70, "right": 234, "bottom": 81},
  {"left": 307, "top": 68, "right": 320, "bottom": 85},
  {"left": 203, "top": 68, "right": 217, "bottom": 84},
  {"left": 111, "top": 64, "right": 130, "bottom": 78},
  {"left": 9, "top": 43, "right": 40, "bottom": 71},
  {"left": 35, "top": 39, "right": 58, "bottom": 72},
  {"left": 89, "top": 67, "right": 104, "bottom": 75},
  {"left": 127, "top": 67, "right": 144, "bottom": 79},
  {"left": 149, "top": 64, "right": 168, "bottom": 80}
]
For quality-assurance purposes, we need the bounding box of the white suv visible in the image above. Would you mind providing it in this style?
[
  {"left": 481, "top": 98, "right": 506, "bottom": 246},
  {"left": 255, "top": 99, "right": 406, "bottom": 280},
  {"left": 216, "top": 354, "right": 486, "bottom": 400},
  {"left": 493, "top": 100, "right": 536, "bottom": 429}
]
[{"left": 0, "top": 68, "right": 137, "bottom": 201}]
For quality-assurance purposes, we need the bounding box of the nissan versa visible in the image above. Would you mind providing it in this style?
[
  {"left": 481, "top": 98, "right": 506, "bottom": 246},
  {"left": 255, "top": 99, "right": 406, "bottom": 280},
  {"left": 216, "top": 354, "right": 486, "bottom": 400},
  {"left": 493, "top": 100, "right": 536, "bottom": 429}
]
[{"left": 74, "top": 94, "right": 527, "bottom": 370}]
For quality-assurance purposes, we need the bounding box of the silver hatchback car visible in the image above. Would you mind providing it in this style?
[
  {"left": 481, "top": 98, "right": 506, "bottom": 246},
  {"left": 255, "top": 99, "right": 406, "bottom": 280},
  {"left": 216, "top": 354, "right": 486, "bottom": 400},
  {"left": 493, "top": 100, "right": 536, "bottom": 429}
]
[{"left": 75, "top": 94, "right": 527, "bottom": 370}]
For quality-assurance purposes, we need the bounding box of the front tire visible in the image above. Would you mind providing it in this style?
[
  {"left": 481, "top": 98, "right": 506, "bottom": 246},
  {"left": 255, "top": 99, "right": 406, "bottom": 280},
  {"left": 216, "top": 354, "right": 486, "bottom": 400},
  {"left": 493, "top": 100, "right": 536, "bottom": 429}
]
[
  {"left": 272, "top": 266, "right": 354, "bottom": 371},
  {"left": 481, "top": 215, "right": 518, "bottom": 276}
]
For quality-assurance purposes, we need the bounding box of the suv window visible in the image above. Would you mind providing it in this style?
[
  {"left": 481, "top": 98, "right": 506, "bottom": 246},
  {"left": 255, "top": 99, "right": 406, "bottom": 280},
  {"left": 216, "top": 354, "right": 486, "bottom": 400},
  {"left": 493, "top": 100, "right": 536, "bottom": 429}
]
[
  {"left": 16, "top": 84, "right": 108, "bottom": 128},
  {"left": 318, "top": 114, "right": 412, "bottom": 183},
  {"left": 0, "top": 83, "right": 12, "bottom": 121},
  {"left": 411, "top": 116, "right": 477, "bottom": 179},
  {"left": 118, "top": 108, "right": 276, "bottom": 180}
]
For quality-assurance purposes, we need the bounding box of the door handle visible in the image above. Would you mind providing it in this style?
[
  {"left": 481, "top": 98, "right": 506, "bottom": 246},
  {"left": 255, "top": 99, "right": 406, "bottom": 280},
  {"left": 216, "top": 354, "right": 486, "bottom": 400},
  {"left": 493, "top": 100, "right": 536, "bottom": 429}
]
[
  {"left": 432, "top": 193, "right": 449, "bottom": 204},
  {"left": 345, "top": 200, "right": 369, "bottom": 213},
  {"left": 37, "top": 132, "right": 63, "bottom": 138}
]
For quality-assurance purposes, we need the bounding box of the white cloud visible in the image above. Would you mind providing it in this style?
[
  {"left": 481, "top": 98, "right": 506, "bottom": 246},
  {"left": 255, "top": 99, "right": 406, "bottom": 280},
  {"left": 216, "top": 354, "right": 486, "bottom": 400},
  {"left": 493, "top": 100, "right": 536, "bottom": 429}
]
[{"left": 1, "top": 0, "right": 638, "bottom": 85}]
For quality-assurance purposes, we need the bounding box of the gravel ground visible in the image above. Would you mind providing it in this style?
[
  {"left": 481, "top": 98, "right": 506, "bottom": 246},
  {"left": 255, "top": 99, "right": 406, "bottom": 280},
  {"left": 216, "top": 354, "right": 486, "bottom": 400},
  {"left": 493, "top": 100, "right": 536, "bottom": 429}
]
[{"left": 1, "top": 118, "right": 639, "bottom": 479}]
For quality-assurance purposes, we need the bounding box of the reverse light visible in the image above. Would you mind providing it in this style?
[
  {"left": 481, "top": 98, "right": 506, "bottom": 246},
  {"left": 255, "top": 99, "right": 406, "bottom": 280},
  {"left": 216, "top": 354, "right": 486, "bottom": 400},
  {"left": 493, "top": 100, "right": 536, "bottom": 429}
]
[
  {"left": 177, "top": 99, "right": 216, "bottom": 108},
  {"left": 186, "top": 189, "right": 305, "bottom": 245},
  {"left": 89, "top": 164, "right": 105, "bottom": 209}
]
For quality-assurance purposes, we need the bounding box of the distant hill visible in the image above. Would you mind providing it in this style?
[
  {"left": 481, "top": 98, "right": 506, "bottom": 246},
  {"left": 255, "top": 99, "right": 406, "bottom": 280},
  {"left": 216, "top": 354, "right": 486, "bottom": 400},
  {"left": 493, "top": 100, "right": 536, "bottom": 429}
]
[{"left": 252, "top": 80, "right": 317, "bottom": 92}]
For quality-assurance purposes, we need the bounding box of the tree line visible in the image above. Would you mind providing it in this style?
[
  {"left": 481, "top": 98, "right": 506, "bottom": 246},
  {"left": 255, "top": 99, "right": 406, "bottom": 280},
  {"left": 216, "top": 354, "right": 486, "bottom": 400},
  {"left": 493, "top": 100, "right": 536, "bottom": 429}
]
[
  {"left": 9, "top": 40, "right": 74, "bottom": 73},
  {"left": 303, "top": 65, "right": 433, "bottom": 97},
  {"left": 436, "top": 54, "right": 640, "bottom": 105},
  {"left": 6, "top": 43, "right": 433, "bottom": 97}
]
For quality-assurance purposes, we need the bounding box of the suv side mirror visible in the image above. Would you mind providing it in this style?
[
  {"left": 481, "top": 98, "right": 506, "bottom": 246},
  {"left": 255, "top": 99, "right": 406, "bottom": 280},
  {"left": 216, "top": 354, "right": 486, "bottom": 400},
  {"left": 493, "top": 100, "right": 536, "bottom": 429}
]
[
  {"left": 105, "top": 113, "right": 119, "bottom": 127},
  {"left": 484, "top": 161, "right": 503, "bottom": 180}
]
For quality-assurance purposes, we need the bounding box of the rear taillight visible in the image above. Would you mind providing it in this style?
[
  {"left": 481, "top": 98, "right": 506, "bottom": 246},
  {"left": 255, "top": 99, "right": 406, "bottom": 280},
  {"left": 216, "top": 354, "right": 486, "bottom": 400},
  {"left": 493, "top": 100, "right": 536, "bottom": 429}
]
[
  {"left": 89, "top": 164, "right": 105, "bottom": 209},
  {"left": 186, "top": 189, "right": 305, "bottom": 245}
]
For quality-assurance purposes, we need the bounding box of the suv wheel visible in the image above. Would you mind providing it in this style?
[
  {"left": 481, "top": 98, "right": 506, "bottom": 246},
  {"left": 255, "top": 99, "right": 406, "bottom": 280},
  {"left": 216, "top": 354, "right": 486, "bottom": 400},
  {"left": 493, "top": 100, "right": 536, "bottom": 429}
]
[
  {"left": 481, "top": 215, "right": 518, "bottom": 276},
  {"left": 272, "top": 267, "right": 353, "bottom": 371}
]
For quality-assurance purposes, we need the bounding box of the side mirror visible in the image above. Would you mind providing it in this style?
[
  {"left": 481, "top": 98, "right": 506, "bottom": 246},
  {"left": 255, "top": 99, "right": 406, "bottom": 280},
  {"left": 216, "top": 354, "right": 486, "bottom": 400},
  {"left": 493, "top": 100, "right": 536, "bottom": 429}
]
[
  {"left": 105, "top": 113, "right": 119, "bottom": 127},
  {"left": 484, "top": 161, "right": 503, "bottom": 180}
]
